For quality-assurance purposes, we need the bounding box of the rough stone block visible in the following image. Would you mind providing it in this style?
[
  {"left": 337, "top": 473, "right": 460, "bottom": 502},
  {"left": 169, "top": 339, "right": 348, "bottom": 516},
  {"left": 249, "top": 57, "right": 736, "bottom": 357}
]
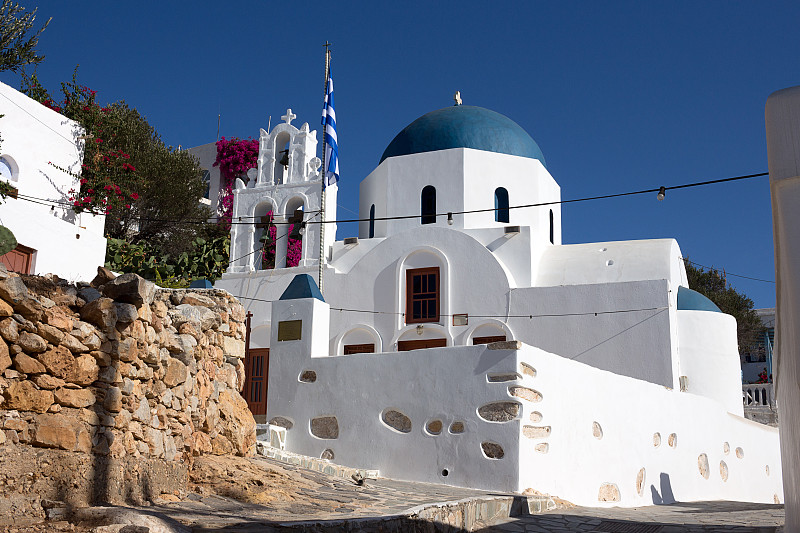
[
  {"left": 103, "top": 274, "right": 156, "bottom": 307},
  {"left": 13, "top": 353, "right": 46, "bottom": 374},
  {"left": 0, "top": 276, "right": 28, "bottom": 305},
  {"left": 80, "top": 297, "right": 117, "bottom": 330},
  {"left": 54, "top": 387, "right": 96, "bottom": 408},
  {"left": 17, "top": 331, "right": 47, "bottom": 353},
  {"left": 4, "top": 380, "right": 54, "bottom": 412}
]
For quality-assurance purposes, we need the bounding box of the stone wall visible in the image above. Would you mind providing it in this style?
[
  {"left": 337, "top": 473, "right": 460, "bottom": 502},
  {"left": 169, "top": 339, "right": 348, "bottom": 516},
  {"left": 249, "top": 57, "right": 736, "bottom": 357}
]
[{"left": 0, "top": 267, "right": 256, "bottom": 513}]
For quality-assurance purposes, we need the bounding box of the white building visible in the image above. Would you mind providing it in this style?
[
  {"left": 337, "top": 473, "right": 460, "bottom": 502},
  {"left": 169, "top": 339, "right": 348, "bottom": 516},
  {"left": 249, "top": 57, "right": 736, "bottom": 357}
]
[
  {"left": 0, "top": 81, "right": 106, "bottom": 281},
  {"left": 215, "top": 103, "right": 783, "bottom": 506}
]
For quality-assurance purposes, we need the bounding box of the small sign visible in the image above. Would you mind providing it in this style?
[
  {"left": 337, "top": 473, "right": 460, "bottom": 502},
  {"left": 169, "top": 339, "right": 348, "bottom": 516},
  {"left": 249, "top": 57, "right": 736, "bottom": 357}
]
[
  {"left": 452, "top": 314, "right": 468, "bottom": 326},
  {"left": 277, "top": 320, "right": 302, "bottom": 341}
]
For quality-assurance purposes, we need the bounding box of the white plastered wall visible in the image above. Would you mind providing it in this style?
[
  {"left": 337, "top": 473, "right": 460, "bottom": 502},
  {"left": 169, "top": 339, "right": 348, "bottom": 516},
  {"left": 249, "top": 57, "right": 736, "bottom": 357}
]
[
  {"left": 0, "top": 81, "right": 106, "bottom": 281},
  {"left": 265, "top": 301, "right": 782, "bottom": 506},
  {"left": 676, "top": 310, "right": 744, "bottom": 416},
  {"left": 765, "top": 84, "right": 800, "bottom": 531}
]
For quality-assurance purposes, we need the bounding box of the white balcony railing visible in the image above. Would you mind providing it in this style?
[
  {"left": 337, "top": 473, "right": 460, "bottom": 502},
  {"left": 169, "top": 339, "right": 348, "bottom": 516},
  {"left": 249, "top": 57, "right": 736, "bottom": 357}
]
[{"left": 742, "top": 383, "right": 775, "bottom": 408}]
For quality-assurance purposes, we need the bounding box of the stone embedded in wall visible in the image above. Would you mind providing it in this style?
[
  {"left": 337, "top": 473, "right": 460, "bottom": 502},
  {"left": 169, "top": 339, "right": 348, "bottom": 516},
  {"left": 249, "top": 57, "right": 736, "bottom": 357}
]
[
  {"left": 592, "top": 421, "right": 603, "bottom": 439},
  {"left": 478, "top": 401, "right": 521, "bottom": 422},
  {"left": 381, "top": 409, "right": 411, "bottom": 434},
  {"left": 698, "top": 453, "right": 710, "bottom": 479},
  {"left": 598, "top": 483, "right": 620, "bottom": 502},
  {"left": 299, "top": 370, "right": 317, "bottom": 383},
  {"left": 535, "top": 443, "right": 549, "bottom": 453},
  {"left": 449, "top": 421, "right": 465, "bottom": 434},
  {"left": 509, "top": 386, "right": 542, "bottom": 402},
  {"left": 321, "top": 448, "right": 334, "bottom": 460},
  {"left": 4, "top": 380, "right": 53, "bottom": 412},
  {"left": 481, "top": 441, "right": 505, "bottom": 459},
  {"left": 102, "top": 273, "right": 156, "bottom": 307},
  {"left": 668, "top": 433, "right": 677, "bottom": 448},
  {"left": 523, "top": 425, "right": 551, "bottom": 439},
  {"left": 766, "top": 465, "right": 770, "bottom": 476},
  {"left": 530, "top": 411, "right": 543, "bottom": 423},
  {"left": 310, "top": 416, "right": 340, "bottom": 439},
  {"left": 636, "top": 468, "right": 646, "bottom": 496},
  {"left": 269, "top": 416, "right": 294, "bottom": 430},
  {"left": 653, "top": 432, "right": 661, "bottom": 447},
  {"left": 426, "top": 420, "right": 443, "bottom": 435},
  {"left": 736, "top": 447, "right": 744, "bottom": 459},
  {"left": 520, "top": 362, "right": 536, "bottom": 377},
  {"left": 723, "top": 441, "right": 730, "bottom": 454},
  {"left": 720, "top": 460, "right": 729, "bottom": 482}
]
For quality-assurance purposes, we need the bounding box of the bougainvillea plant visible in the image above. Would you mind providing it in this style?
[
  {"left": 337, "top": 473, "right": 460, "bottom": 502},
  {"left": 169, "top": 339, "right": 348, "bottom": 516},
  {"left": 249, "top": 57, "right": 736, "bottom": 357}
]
[
  {"left": 22, "top": 72, "right": 140, "bottom": 214},
  {"left": 214, "top": 139, "right": 302, "bottom": 268},
  {"left": 214, "top": 136, "right": 259, "bottom": 225}
]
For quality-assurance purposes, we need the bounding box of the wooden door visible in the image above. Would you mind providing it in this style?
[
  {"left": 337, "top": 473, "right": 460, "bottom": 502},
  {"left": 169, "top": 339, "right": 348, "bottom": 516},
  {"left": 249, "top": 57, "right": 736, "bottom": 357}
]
[
  {"left": 243, "top": 348, "right": 269, "bottom": 415},
  {"left": 0, "top": 244, "right": 34, "bottom": 274},
  {"left": 398, "top": 338, "right": 447, "bottom": 351}
]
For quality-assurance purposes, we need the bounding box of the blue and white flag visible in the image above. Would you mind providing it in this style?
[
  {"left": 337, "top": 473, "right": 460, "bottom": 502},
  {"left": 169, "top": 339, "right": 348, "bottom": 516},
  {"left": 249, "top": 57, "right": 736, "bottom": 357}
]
[{"left": 321, "top": 71, "right": 339, "bottom": 188}]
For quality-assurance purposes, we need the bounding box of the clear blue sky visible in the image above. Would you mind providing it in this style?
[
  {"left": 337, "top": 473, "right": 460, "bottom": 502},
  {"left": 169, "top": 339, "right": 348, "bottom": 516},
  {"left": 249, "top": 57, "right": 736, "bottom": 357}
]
[{"left": 4, "top": 1, "right": 798, "bottom": 308}]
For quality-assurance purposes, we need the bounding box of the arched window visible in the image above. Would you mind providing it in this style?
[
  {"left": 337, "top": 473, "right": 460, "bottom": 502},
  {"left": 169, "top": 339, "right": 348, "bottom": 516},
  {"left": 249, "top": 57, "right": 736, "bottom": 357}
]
[
  {"left": 494, "top": 187, "right": 509, "bottom": 223},
  {"left": 549, "top": 209, "right": 554, "bottom": 244},
  {"left": 369, "top": 204, "right": 375, "bottom": 238},
  {"left": 421, "top": 186, "right": 436, "bottom": 225}
]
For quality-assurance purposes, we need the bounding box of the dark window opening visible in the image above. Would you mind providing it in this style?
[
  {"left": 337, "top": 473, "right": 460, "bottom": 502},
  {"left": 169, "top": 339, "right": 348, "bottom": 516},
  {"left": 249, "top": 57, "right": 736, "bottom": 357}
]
[
  {"left": 473, "top": 335, "right": 507, "bottom": 345},
  {"left": 549, "top": 209, "right": 554, "bottom": 244},
  {"left": 406, "top": 266, "right": 440, "bottom": 323},
  {"left": 398, "top": 338, "right": 447, "bottom": 351},
  {"left": 495, "top": 187, "right": 509, "bottom": 223},
  {"left": 344, "top": 343, "right": 375, "bottom": 355},
  {"left": 421, "top": 185, "right": 436, "bottom": 224},
  {"left": 369, "top": 204, "right": 375, "bottom": 238}
]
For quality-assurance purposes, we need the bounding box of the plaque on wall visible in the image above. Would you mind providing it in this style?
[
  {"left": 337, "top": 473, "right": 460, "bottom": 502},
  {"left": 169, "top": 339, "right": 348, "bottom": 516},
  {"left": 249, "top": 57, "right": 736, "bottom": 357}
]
[
  {"left": 452, "top": 313, "right": 468, "bottom": 326},
  {"left": 278, "top": 320, "right": 302, "bottom": 341}
]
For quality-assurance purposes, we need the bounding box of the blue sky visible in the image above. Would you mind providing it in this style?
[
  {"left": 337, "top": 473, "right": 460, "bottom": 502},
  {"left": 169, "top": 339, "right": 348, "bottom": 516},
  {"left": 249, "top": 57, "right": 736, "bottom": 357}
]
[{"left": 4, "top": 1, "right": 798, "bottom": 308}]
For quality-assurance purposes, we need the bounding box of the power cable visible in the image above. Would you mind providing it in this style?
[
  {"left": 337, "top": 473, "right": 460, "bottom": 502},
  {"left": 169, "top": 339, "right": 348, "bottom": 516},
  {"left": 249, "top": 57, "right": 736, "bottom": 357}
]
[
  {"left": 13, "top": 170, "right": 769, "bottom": 226},
  {"left": 681, "top": 257, "right": 775, "bottom": 284}
]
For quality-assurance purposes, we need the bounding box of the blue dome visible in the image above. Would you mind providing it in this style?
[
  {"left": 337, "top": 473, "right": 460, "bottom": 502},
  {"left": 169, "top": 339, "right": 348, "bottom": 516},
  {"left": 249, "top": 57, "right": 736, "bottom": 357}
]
[
  {"left": 677, "top": 286, "right": 721, "bottom": 313},
  {"left": 379, "top": 105, "right": 546, "bottom": 167}
]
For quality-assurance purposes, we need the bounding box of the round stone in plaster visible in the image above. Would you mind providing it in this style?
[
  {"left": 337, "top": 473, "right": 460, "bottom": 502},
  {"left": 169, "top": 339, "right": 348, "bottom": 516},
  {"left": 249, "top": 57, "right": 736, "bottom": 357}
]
[
  {"left": 636, "top": 468, "right": 646, "bottom": 496},
  {"left": 698, "top": 453, "right": 710, "bottom": 479},
  {"left": 478, "top": 401, "right": 521, "bottom": 422},
  {"left": 720, "top": 460, "right": 729, "bottom": 482},
  {"left": 530, "top": 411, "right": 543, "bottom": 423},
  {"left": 653, "top": 432, "right": 661, "bottom": 447},
  {"left": 299, "top": 370, "right": 317, "bottom": 383},
  {"left": 668, "top": 433, "right": 677, "bottom": 448},
  {"left": 426, "top": 419, "right": 443, "bottom": 435},
  {"left": 481, "top": 441, "right": 505, "bottom": 459},
  {"left": 723, "top": 441, "right": 730, "bottom": 455},
  {"left": 592, "top": 421, "right": 603, "bottom": 439},
  {"left": 381, "top": 409, "right": 412, "bottom": 434},
  {"left": 321, "top": 448, "right": 334, "bottom": 460},
  {"left": 449, "top": 421, "right": 465, "bottom": 434},
  {"left": 606, "top": 259, "right": 614, "bottom": 266},
  {"left": 766, "top": 465, "right": 770, "bottom": 476},
  {"left": 736, "top": 446, "right": 744, "bottom": 459}
]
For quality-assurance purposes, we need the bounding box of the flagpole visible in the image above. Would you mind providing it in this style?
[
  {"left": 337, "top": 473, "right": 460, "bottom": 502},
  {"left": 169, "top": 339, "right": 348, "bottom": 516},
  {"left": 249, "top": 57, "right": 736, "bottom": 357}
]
[{"left": 319, "top": 42, "right": 331, "bottom": 294}]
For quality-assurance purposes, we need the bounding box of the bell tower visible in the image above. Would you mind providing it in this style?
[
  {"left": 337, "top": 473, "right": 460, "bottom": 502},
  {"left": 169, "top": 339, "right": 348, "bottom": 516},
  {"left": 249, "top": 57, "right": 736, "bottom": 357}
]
[{"left": 227, "top": 109, "right": 338, "bottom": 274}]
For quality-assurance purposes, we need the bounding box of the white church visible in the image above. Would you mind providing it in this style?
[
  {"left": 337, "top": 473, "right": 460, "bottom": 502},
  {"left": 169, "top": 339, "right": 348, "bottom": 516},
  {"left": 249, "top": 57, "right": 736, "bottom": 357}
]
[{"left": 214, "top": 101, "right": 783, "bottom": 506}]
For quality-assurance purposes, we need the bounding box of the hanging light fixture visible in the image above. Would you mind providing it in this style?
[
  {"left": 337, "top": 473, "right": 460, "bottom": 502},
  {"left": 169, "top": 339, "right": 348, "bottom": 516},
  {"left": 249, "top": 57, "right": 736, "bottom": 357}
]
[
  {"left": 657, "top": 186, "right": 666, "bottom": 201},
  {"left": 447, "top": 212, "right": 454, "bottom": 225}
]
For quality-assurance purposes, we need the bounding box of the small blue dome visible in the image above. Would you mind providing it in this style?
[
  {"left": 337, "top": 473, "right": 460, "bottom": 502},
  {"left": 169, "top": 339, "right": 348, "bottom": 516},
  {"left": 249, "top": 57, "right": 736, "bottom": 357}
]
[
  {"left": 379, "top": 105, "right": 546, "bottom": 167},
  {"left": 677, "top": 286, "right": 721, "bottom": 313}
]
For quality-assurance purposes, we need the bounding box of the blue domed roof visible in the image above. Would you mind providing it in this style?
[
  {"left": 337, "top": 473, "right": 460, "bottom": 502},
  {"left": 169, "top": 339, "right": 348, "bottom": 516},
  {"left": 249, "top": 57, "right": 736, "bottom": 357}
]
[
  {"left": 677, "top": 286, "right": 721, "bottom": 313},
  {"left": 379, "top": 105, "right": 546, "bottom": 167}
]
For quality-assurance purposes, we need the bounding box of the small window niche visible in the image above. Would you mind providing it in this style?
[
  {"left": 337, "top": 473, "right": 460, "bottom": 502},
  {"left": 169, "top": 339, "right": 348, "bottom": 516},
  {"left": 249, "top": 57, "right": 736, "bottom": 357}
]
[
  {"left": 494, "top": 187, "right": 509, "bottom": 223},
  {"left": 421, "top": 186, "right": 436, "bottom": 224}
]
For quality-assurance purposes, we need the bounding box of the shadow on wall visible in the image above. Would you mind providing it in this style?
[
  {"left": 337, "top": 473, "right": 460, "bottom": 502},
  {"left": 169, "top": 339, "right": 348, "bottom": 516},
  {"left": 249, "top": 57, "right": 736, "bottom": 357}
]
[{"left": 651, "top": 472, "right": 676, "bottom": 505}]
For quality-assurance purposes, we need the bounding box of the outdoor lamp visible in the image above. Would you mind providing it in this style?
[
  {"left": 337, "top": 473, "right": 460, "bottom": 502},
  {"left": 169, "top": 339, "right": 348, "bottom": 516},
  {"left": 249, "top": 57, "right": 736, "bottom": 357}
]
[{"left": 657, "top": 186, "right": 666, "bottom": 201}]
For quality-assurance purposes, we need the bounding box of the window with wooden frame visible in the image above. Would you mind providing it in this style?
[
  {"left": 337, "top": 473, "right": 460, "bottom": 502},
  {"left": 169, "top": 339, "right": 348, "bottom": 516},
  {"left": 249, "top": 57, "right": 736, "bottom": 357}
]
[
  {"left": 406, "top": 266, "right": 440, "bottom": 324},
  {"left": 344, "top": 343, "right": 375, "bottom": 355},
  {"left": 473, "top": 335, "right": 507, "bottom": 345}
]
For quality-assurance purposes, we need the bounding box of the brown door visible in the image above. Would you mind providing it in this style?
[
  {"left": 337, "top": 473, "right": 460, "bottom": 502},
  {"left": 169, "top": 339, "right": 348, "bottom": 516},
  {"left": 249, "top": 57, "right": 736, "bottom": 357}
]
[
  {"left": 398, "top": 338, "right": 447, "bottom": 351},
  {"left": 243, "top": 348, "right": 269, "bottom": 415},
  {"left": 0, "top": 244, "right": 34, "bottom": 274}
]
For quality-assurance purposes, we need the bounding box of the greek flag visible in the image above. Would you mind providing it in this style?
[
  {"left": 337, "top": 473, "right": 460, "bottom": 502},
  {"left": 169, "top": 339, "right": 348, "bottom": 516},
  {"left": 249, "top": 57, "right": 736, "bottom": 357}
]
[{"left": 321, "top": 71, "right": 339, "bottom": 188}]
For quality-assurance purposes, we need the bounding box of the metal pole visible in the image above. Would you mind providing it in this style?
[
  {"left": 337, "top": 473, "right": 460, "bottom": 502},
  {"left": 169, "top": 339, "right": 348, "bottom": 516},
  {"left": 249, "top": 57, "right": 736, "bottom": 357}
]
[{"left": 319, "top": 42, "right": 331, "bottom": 294}]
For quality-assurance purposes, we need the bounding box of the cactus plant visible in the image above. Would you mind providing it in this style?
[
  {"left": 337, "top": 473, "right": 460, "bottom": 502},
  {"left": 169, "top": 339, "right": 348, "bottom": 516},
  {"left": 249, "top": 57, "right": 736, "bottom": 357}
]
[{"left": 0, "top": 226, "right": 16, "bottom": 256}]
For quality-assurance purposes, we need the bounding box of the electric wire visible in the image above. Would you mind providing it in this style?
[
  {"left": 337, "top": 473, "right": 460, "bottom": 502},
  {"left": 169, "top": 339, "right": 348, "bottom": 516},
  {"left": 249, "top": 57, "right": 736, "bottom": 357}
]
[
  {"left": 232, "top": 293, "right": 668, "bottom": 319},
  {"left": 11, "top": 170, "right": 769, "bottom": 226},
  {"left": 680, "top": 257, "right": 775, "bottom": 284}
]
